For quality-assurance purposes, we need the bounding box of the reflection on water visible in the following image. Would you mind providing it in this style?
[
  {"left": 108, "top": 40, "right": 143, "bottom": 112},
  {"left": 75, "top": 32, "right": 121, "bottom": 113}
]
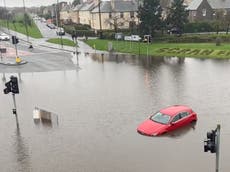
[
  {"left": 90, "top": 53, "right": 185, "bottom": 68},
  {"left": 33, "top": 107, "right": 58, "bottom": 127},
  {"left": 164, "top": 121, "right": 197, "bottom": 138},
  {"left": 14, "top": 125, "right": 31, "bottom": 172}
]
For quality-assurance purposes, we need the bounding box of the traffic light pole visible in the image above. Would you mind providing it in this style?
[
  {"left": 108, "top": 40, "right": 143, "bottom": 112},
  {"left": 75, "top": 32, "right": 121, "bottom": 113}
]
[
  {"left": 12, "top": 93, "right": 19, "bottom": 127},
  {"left": 216, "top": 124, "right": 220, "bottom": 172}
]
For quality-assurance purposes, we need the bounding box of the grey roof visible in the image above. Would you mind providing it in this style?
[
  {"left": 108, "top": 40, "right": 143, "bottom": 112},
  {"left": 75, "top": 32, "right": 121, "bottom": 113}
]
[
  {"left": 187, "top": 0, "right": 203, "bottom": 10},
  {"left": 91, "top": 1, "right": 138, "bottom": 13},
  {"left": 73, "top": 4, "right": 84, "bottom": 11},
  {"left": 79, "top": 1, "right": 95, "bottom": 11},
  {"left": 60, "top": 4, "right": 72, "bottom": 12},
  {"left": 187, "top": 0, "right": 230, "bottom": 10},
  {"left": 208, "top": 0, "right": 230, "bottom": 9}
]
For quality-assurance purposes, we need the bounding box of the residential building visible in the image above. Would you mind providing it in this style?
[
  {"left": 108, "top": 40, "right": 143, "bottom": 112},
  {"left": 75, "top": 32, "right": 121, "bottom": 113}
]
[
  {"left": 187, "top": 0, "right": 230, "bottom": 22},
  {"left": 91, "top": 0, "right": 138, "bottom": 30}
]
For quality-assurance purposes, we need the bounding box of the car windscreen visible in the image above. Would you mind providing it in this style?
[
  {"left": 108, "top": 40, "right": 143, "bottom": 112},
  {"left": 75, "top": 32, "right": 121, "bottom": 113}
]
[{"left": 150, "top": 112, "right": 171, "bottom": 125}]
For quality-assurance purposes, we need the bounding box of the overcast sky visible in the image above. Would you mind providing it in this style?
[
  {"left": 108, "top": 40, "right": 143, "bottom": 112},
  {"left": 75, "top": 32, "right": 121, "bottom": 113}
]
[{"left": 0, "top": 0, "right": 73, "bottom": 7}]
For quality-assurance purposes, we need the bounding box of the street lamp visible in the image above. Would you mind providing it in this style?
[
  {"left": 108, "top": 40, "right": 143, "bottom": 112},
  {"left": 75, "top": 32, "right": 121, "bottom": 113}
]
[
  {"left": 98, "top": 0, "right": 103, "bottom": 39},
  {"left": 22, "top": 0, "right": 33, "bottom": 48},
  {"left": 3, "top": 0, "right": 9, "bottom": 33},
  {"left": 56, "top": 0, "right": 63, "bottom": 48}
]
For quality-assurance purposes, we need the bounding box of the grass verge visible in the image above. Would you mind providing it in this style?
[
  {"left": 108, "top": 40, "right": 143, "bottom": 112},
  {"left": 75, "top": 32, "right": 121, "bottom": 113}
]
[
  {"left": 85, "top": 39, "right": 230, "bottom": 59},
  {"left": 47, "top": 38, "right": 76, "bottom": 47},
  {"left": 0, "top": 20, "right": 42, "bottom": 38}
]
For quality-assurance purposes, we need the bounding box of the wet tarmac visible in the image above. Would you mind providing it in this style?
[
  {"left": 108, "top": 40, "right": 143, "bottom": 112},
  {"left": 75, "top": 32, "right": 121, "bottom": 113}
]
[{"left": 1, "top": 53, "right": 230, "bottom": 172}]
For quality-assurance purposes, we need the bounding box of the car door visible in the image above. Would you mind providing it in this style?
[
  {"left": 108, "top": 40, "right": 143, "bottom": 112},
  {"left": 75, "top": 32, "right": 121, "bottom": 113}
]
[
  {"left": 180, "top": 111, "right": 190, "bottom": 125},
  {"left": 168, "top": 114, "right": 182, "bottom": 131}
]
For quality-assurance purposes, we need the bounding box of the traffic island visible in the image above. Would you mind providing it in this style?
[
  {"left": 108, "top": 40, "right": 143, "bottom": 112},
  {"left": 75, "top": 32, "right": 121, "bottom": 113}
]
[{"left": 0, "top": 57, "right": 28, "bottom": 66}]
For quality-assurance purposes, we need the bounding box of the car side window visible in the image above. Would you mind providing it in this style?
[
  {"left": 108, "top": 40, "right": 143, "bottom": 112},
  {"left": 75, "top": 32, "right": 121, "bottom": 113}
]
[
  {"left": 171, "top": 114, "right": 181, "bottom": 123},
  {"left": 180, "top": 112, "right": 189, "bottom": 118}
]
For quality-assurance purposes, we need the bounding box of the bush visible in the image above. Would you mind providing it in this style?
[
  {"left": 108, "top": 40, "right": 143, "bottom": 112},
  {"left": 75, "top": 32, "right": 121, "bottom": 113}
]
[
  {"left": 154, "top": 34, "right": 230, "bottom": 43},
  {"left": 184, "top": 22, "right": 215, "bottom": 33},
  {"left": 63, "top": 24, "right": 95, "bottom": 37}
]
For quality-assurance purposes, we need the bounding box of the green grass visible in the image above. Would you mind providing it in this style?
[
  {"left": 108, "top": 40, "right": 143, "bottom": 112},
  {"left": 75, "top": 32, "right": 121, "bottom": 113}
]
[
  {"left": 85, "top": 39, "right": 230, "bottom": 58},
  {"left": 0, "top": 19, "right": 43, "bottom": 38},
  {"left": 47, "top": 38, "right": 76, "bottom": 47}
]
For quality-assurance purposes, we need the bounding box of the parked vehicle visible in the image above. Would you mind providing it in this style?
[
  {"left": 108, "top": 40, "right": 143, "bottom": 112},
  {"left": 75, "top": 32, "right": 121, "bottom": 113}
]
[
  {"left": 47, "top": 23, "right": 56, "bottom": 29},
  {"left": 56, "top": 27, "right": 65, "bottom": 36},
  {"left": 124, "top": 35, "right": 141, "bottom": 41},
  {"left": 137, "top": 105, "right": 197, "bottom": 136},
  {"left": 115, "top": 33, "right": 124, "bottom": 40},
  {"left": 168, "top": 27, "right": 182, "bottom": 35},
  {"left": 0, "top": 33, "right": 10, "bottom": 41}
]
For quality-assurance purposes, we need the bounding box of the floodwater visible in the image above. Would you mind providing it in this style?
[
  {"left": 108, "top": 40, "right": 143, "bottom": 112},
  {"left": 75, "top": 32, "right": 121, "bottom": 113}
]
[{"left": 1, "top": 53, "right": 230, "bottom": 172}]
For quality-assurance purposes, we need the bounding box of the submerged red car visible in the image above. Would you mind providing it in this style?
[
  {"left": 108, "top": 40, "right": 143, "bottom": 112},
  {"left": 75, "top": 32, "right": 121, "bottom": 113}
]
[{"left": 137, "top": 105, "right": 197, "bottom": 136}]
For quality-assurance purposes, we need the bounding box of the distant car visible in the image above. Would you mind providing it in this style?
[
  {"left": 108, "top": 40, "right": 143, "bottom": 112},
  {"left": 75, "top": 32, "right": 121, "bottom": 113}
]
[
  {"left": 115, "top": 32, "right": 124, "bottom": 40},
  {"left": 137, "top": 105, "right": 197, "bottom": 136},
  {"left": 47, "top": 23, "right": 56, "bottom": 29},
  {"left": 56, "top": 27, "right": 65, "bottom": 36},
  {"left": 168, "top": 27, "right": 182, "bottom": 35},
  {"left": 124, "top": 35, "right": 141, "bottom": 41},
  {"left": 0, "top": 33, "right": 10, "bottom": 41}
]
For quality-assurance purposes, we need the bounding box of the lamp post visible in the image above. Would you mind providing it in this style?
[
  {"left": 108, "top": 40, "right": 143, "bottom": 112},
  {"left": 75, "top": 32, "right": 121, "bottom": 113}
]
[
  {"left": 3, "top": 0, "right": 9, "bottom": 33},
  {"left": 56, "top": 0, "right": 63, "bottom": 48},
  {"left": 98, "top": 0, "right": 103, "bottom": 39},
  {"left": 137, "top": 0, "right": 140, "bottom": 56}
]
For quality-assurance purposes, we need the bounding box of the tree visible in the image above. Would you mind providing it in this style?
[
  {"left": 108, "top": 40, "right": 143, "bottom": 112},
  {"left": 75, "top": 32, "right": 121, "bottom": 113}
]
[
  {"left": 166, "top": 0, "right": 188, "bottom": 34},
  {"left": 138, "top": 0, "right": 162, "bottom": 36},
  {"left": 224, "top": 11, "right": 230, "bottom": 34},
  {"left": 72, "top": 0, "right": 81, "bottom": 6}
]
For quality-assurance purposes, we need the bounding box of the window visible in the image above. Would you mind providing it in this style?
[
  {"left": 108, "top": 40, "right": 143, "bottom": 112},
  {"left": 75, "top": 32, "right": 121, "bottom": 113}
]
[
  {"left": 171, "top": 114, "right": 181, "bottom": 123},
  {"left": 202, "top": 9, "right": 206, "bottom": 16},
  {"left": 180, "top": 112, "right": 189, "bottom": 118},
  {"left": 130, "top": 11, "right": 134, "bottom": 18},
  {"left": 150, "top": 112, "right": 171, "bottom": 125},
  {"left": 120, "top": 12, "right": 124, "bottom": 18},
  {"left": 193, "top": 11, "right": 196, "bottom": 17}
]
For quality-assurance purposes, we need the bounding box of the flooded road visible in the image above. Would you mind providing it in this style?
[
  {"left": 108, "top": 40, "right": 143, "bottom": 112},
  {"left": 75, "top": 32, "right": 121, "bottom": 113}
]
[{"left": 1, "top": 53, "right": 230, "bottom": 172}]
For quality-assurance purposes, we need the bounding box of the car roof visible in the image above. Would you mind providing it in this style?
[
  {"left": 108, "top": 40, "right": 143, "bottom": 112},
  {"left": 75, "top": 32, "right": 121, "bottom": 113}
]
[{"left": 160, "top": 105, "right": 191, "bottom": 116}]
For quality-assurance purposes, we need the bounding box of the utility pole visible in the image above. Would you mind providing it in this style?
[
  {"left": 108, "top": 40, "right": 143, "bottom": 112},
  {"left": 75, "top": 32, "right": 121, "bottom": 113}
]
[
  {"left": 98, "top": 0, "right": 103, "bottom": 39},
  {"left": 22, "top": 0, "right": 33, "bottom": 48},
  {"left": 56, "top": 0, "right": 63, "bottom": 48},
  {"left": 3, "top": 0, "right": 9, "bottom": 33},
  {"left": 137, "top": 0, "right": 140, "bottom": 56}
]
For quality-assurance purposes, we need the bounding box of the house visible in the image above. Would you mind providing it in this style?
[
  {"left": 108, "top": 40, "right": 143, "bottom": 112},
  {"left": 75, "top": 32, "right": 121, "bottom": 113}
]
[
  {"left": 78, "top": 1, "right": 96, "bottom": 25},
  {"left": 187, "top": 0, "right": 230, "bottom": 22},
  {"left": 69, "top": 4, "right": 83, "bottom": 24},
  {"left": 90, "top": 0, "right": 138, "bottom": 31},
  {"left": 60, "top": 4, "right": 72, "bottom": 24}
]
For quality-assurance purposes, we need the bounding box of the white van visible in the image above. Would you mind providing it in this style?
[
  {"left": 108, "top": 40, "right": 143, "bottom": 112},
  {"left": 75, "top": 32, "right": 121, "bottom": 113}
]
[{"left": 124, "top": 35, "right": 141, "bottom": 41}]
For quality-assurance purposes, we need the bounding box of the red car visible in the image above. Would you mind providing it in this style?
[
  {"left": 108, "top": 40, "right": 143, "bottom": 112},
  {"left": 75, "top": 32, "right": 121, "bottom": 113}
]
[{"left": 137, "top": 105, "right": 197, "bottom": 136}]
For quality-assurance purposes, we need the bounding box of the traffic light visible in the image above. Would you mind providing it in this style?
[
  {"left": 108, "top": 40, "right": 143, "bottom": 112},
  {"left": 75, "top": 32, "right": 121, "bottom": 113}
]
[
  {"left": 10, "top": 76, "right": 19, "bottom": 94},
  {"left": 4, "top": 81, "right": 12, "bottom": 94},
  {"left": 12, "top": 36, "right": 19, "bottom": 44},
  {"left": 3, "top": 76, "right": 19, "bottom": 94},
  {"left": 204, "top": 130, "right": 216, "bottom": 153}
]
